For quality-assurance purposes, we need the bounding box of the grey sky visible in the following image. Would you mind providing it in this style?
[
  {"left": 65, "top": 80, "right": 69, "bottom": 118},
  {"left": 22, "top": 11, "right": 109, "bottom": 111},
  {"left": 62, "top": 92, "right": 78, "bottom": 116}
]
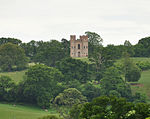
[{"left": 0, "top": 0, "right": 150, "bottom": 46}]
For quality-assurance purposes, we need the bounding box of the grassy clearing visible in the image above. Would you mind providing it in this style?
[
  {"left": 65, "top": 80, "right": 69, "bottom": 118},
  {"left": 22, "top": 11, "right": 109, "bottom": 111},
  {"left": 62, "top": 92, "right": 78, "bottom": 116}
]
[
  {"left": 0, "top": 70, "right": 27, "bottom": 83},
  {"left": 0, "top": 103, "right": 56, "bottom": 119},
  {"left": 0, "top": 63, "right": 36, "bottom": 83},
  {"left": 74, "top": 57, "right": 94, "bottom": 64}
]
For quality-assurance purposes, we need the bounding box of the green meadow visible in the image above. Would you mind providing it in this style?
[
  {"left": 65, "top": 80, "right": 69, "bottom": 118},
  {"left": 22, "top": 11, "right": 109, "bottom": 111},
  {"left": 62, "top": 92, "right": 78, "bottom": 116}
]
[
  {"left": 0, "top": 103, "right": 56, "bottom": 119},
  {"left": 0, "top": 70, "right": 26, "bottom": 83}
]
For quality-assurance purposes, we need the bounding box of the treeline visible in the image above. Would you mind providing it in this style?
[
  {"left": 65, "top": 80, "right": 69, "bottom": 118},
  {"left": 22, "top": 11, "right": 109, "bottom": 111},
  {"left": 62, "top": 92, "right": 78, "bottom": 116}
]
[
  {"left": 0, "top": 38, "right": 70, "bottom": 72},
  {"left": 38, "top": 96, "right": 150, "bottom": 119},
  {"left": 0, "top": 32, "right": 150, "bottom": 118},
  {"left": 0, "top": 33, "right": 150, "bottom": 72},
  {"left": 0, "top": 61, "right": 144, "bottom": 108}
]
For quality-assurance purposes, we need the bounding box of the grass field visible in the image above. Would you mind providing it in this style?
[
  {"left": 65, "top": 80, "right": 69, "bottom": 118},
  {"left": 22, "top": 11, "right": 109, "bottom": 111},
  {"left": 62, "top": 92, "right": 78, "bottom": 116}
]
[
  {"left": 0, "top": 70, "right": 27, "bottom": 83},
  {"left": 0, "top": 103, "right": 56, "bottom": 119}
]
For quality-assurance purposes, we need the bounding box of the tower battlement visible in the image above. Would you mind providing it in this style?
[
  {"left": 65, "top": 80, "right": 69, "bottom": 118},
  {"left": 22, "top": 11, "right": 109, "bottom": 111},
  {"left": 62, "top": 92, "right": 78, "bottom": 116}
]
[{"left": 70, "top": 35, "right": 76, "bottom": 41}]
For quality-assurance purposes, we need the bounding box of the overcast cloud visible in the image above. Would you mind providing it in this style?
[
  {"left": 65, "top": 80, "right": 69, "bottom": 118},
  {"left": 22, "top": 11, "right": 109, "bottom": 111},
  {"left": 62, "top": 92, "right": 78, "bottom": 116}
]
[{"left": 0, "top": 0, "right": 150, "bottom": 45}]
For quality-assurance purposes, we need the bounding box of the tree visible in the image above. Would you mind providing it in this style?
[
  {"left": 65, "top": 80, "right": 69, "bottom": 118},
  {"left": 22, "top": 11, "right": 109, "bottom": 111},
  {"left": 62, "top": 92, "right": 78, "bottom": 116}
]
[
  {"left": 123, "top": 52, "right": 141, "bottom": 82},
  {"left": 124, "top": 40, "right": 134, "bottom": 57},
  {"left": 125, "top": 66, "right": 141, "bottom": 82},
  {"left": 0, "top": 37, "right": 22, "bottom": 45},
  {"left": 89, "top": 46, "right": 104, "bottom": 72},
  {"left": 80, "top": 96, "right": 134, "bottom": 119},
  {"left": 0, "top": 43, "right": 28, "bottom": 71},
  {"left": 22, "top": 64, "right": 64, "bottom": 108},
  {"left": 79, "top": 96, "right": 150, "bottom": 119},
  {"left": 85, "top": 31, "right": 103, "bottom": 58},
  {"left": 69, "top": 104, "right": 83, "bottom": 119},
  {"left": 34, "top": 40, "right": 66, "bottom": 67},
  {"left": 100, "top": 67, "right": 132, "bottom": 99},
  {"left": 85, "top": 31, "right": 103, "bottom": 46},
  {"left": 54, "top": 88, "right": 87, "bottom": 106},
  {"left": 102, "top": 45, "right": 126, "bottom": 60},
  {"left": 134, "top": 103, "right": 150, "bottom": 119},
  {"left": 134, "top": 37, "right": 150, "bottom": 57},
  {"left": 20, "top": 40, "right": 38, "bottom": 61},
  {"left": 124, "top": 40, "right": 132, "bottom": 47},
  {"left": 81, "top": 83, "right": 101, "bottom": 101},
  {"left": 0, "top": 76, "right": 15, "bottom": 101},
  {"left": 61, "top": 38, "right": 70, "bottom": 57}
]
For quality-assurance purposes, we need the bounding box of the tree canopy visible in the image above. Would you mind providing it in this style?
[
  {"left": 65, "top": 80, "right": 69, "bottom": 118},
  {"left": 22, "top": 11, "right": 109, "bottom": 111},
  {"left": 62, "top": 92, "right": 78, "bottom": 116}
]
[
  {"left": 56, "top": 57, "right": 90, "bottom": 83},
  {"left": 0, "top": 37, "right": 22, "bottom": 45},
  {"left": 100, "top": 67, "right": 132, "bottom": 99},
  {"left": 54, "top": 88, "right": 87, "bottom": 106},
  {"left": 0, "top": 43, "right": 27, "bottom": 71},
  {"left": 21, "top": 64, "right": 64, "bottom": 108},
  {"left": 79, "top": 96, "right": 150, "bottom": 119},
  {"left": 34, "top": 40, "right": 67, "bottom": 67}
]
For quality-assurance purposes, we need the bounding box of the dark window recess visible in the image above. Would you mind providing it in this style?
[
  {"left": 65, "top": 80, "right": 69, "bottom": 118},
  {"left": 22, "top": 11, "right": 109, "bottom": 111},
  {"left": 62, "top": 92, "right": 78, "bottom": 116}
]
[
  {"left": 78, "top": 52, "right": 80, "bottom": 57},
  {"left": 78, "top": 44, "right": 80, "bottom": 49}
]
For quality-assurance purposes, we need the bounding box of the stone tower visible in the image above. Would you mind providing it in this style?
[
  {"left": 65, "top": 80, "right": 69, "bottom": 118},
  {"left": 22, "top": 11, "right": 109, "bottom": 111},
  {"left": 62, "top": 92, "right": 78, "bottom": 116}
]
[{"left": 70, "top": 35, "right": 88, "bottom": 57}]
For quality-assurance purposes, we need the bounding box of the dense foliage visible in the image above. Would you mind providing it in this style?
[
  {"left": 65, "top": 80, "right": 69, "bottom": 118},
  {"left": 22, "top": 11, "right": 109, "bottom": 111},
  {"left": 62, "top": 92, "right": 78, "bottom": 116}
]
[
  {"left": 38, "top": 115, "right": 62, "bottom": 119},
  {"left": 21, "top": 39, "right": 70, "bottom": 64},
  {"left": 0, "top": 37, "right": 22, "bottom": 45},
  {"left": 100, "top": 67, "right": 132, "bottom": 99},
  {"left": 0, "top": 43, "right": 27, "bottom": 72},
  {"left": 70, "top": 96, "right": 150, "bottom": 119},
  {"left": 0, "top": 33, "right": 150, "bottom": 118},
  {"left": 134, "top": 37, "right": 150, "bottom": 57},
  {"left": 33, "top": 40, "right": 67, "bottom": 67},
  {"left": 17, "top": 64, "right": 64, "bottom": 108},
  {"left": 0, "top": 76, "right": 15, "bottom": 101},
  {"left": 54, "top": 88, "right": 87, "bottom": 106},
  {"left": 56, "top": 57, "right": 90, "bottom": 83},
  {"left": 123, "top": 53, "right": 141, "bottom": 82}
]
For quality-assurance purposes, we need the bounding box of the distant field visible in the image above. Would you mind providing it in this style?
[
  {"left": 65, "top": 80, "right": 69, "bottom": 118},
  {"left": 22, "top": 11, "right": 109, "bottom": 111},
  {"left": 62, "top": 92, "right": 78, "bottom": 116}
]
[
  {"left": 0, "top": 70, "right": 27, "bottom": 83},
  {"left": 0, "top": 103, "right": 56, "bottom": 119},
  {"left": 116, "top": 57, "right": 150, "bottom": 64}
]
